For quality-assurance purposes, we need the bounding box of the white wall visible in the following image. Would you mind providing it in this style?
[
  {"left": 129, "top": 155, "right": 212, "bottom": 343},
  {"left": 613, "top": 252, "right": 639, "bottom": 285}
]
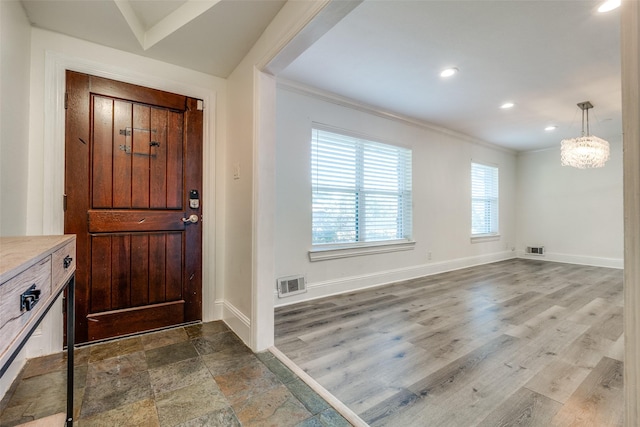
[
  {"left": 516, "top": 142, "right": 623, "bottom": 268},
  {"left": 0, "top": 0, "right": 32, "bottom": 398},
  {"left": 274, "top": 85, "right": 518, "bottom": 305},
  {"left": 1, "top": 0, "right": 31, "bottom": 236},
  {"left": 224, "top": 53, "right": 255, "bottom": 340},
  {"left": 223, "top": 0, "right": 333, "bottom": 350},
  {"left": 0, "top": 0, "right": 60, "bottom": 400}
]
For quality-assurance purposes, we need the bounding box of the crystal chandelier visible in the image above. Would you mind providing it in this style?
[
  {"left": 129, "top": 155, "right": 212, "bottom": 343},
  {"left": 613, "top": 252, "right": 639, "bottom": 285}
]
[{"left": 560, "top": 101, "right": 610, "bottom": 169}]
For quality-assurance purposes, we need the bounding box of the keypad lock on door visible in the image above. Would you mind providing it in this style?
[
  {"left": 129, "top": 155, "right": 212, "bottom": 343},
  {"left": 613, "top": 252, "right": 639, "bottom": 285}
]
[{"left": 189, "top": 190, "right": 199, "bottom": 209}]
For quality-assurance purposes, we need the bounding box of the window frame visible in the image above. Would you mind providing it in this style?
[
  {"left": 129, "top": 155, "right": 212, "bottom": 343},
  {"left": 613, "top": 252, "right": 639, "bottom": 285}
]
[
  {"left": 310, "top": 125, "right": 414, "bottom": 257},
  {"left": 470, "top": 161, "right": 500, "bottom": 240}
]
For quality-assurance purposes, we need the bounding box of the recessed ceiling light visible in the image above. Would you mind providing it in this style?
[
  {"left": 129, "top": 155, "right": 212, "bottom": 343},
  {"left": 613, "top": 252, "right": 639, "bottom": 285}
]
[
  {"left": 440, "top": 67, "right": 459, "bottom": 78},
  {"left": 598, "top": 0, "right": 620, "bottom": 12},
  {"left": 500, "top": 102, "right": 515, "bottom": 109},
  {"left": 545, "top": 125, "right": 557, "bottom": 131}
]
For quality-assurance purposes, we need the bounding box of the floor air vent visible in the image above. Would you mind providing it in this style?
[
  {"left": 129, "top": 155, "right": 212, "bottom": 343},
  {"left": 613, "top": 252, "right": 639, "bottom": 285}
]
[
  {"left": 277, "top": 275, "right": 307, "bottom": 298},
  {"left": 526, "top": 246, "right": 545, "bottom": 255}
]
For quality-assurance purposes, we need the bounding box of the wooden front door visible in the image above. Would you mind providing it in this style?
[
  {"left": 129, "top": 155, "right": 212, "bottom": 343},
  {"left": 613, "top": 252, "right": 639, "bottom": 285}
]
[{"left": 64, "top": 71, "right": 203, "bottom": 343}]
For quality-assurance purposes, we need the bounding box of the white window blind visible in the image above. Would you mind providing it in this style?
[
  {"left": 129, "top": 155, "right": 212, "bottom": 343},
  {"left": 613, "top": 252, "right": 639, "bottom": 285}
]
[
  {"left": 471, "top": 162, "right": 499, "bottom": 236},
  {"left": 311, "top": 128, "right": 412, "bottom": 245}
]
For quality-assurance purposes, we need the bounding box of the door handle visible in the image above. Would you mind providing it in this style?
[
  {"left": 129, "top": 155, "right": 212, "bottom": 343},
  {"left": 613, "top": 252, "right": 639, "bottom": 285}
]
[{"left": 182, "top": 214, "right": 199, "bottom": 224}]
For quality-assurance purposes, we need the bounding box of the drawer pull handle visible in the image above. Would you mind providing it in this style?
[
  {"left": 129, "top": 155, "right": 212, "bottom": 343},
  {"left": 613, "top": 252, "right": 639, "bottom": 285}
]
[
  {"left": 63, "top": 255, "right": 73, "bottom": 269},
  {"left": 20, "top": 284, "right": 41, "bottom": 312}
]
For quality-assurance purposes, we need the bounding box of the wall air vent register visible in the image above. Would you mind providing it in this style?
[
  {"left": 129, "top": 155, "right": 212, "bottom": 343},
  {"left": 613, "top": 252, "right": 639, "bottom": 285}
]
[
  {"left": 277, "top": 275, "right": 307, "bottom": 298},
  {"left": 526, "top": 246, "right": 545, "bottom": 255}
]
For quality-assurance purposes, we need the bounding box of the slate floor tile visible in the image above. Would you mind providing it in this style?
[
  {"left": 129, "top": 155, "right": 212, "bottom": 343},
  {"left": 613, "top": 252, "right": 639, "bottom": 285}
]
[
  {"left": 214, "top": 358, "right": 281, "bottom": 407},
  {"left": 1, "top": 366, "right": 87, "bottom": 423},
  {"left": 20, "top": 346, "right": 89, "bottom": 379},
  {"left": 175, "top": 407, "right": 241, "bottom": 427},
  {"left": 77, "top": 398, "right": 159, "bottom": 427},
  {"left": 201, "top": 346, "right": 255, "bottom": 376},
  {"left": 155, "top": 379, "right": 229, "bottom": 426},
  {"left": 145, "top": 341, "right": 199, "bottom": 370},
  {"left": 88, "top": 336, "right": 143, "bottom": 363},
  {"left": 184, "top": 322, "right": 230, "bottom": 339},
  {"left": 0, "top": 322, "right": 346, "bottom": 427},
  {"left": 141, "top": 327, "right": 190, "bottom": 351},
  {"left": 86, "top": 350, "right": 147, "bottom": 386},
  {"left": 192, "top": 331, "right": 246, "bottom": 356},
  {"left": 233, "top": 384, "right": 312, "bottom": 427},
  {"left": 259, "top": 352, "right": 299, "bottom": 385},
  {"left": 149, "top": 357, "right": 211, "bottom": 396},
  {"left": 318, "top": 408, "right": 352, "bottom": 427},
  {"left": 287, "top": 378, "right": 331, "bottom": 415},
  {"left": 80, "top": 370, "right": 152, "bottom": 418},
  {"left": 296, "top": 416, "right": 326, "bottom": 427}
]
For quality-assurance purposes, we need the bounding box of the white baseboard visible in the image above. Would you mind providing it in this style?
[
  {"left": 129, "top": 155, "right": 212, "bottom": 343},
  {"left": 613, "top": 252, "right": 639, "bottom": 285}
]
[
  {"left": 221, "top": 301, "right": 251, "bottom": 346},
  {"left": 517, "top": 251, "right": 624, "bottom": 269},
  {"left": 210, "top": 299, "right": 224, "bottom": 323},
  {"left": 275, "top": 251, "right": 516, "bottom": 307}
]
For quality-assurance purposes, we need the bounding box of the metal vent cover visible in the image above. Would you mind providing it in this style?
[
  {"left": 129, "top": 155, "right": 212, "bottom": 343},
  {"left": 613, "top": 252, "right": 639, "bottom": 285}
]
[
  {"left": 277, "top": 275, "right": 307, "bottom": 298},
  {"left": 526, "top": 246, "right": 545, "bottom": 255}
]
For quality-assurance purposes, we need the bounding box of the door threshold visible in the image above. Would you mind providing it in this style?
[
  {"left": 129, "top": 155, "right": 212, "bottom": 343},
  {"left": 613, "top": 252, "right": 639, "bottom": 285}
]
[{"left": 73, "top": 320, "right": 202, "bottom": 348}]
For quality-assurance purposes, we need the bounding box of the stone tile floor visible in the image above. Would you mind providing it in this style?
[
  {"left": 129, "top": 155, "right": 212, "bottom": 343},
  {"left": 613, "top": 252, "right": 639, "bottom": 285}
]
[{"left": 0, "top": 321, "right": 351, "bottom": 427}]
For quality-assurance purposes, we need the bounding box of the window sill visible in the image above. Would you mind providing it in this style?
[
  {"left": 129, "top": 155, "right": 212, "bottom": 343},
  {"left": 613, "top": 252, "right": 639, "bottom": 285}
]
[
  {"left": 309, "top": 240, "right": 416, "bottom": 262},
  {"left": 470, "top": 234, "right": 501, "bottom": 243}
]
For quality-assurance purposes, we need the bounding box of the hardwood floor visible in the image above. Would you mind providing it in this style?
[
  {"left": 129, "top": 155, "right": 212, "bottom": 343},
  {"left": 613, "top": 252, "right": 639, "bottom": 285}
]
[{"left": 274, "top": 259, "right": 624, "bottom": 426}]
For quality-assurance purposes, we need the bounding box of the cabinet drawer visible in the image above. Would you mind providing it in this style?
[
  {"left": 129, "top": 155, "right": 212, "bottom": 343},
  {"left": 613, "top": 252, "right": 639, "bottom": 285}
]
[
  {"left": 0, "top": 257, "right": 52, "bottom": 347},
  {"left": 52, "top": 239, "right": 76, "bottom": 289}
]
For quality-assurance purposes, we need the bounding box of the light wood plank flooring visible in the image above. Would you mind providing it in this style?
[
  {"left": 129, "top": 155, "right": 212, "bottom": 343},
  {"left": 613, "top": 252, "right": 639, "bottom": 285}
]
[{"left": 275, "top": 259, "right": 624, "bottom": 426}]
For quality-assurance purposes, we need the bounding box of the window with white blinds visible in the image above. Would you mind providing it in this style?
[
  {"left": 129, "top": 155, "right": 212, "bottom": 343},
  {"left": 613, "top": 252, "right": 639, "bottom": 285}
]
[
  {"left": 311, "top": 128, "right": 412, "bottom": 246},
  {"left": 471, "top": 162, "right": 499, "bottom": 236}
]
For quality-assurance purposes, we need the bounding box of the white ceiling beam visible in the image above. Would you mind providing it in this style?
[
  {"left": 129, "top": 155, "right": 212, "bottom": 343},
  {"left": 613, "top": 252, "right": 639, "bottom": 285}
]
[
  {"left": 263, "top": 0, "right": 363, "bottom": 75},
  {"left": 113, "top": 0, "right": 146, "bottom": 48},
  {"left": 143, "top": 0, "right": 221, "bottom": 50}
]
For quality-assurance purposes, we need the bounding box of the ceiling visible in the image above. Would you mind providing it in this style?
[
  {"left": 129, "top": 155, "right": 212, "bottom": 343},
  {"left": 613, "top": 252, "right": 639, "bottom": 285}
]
[
  {"left": 20, "top": 0, "right": 287, "bottom": 78},
  {"left": 20, "top": 0, "right": 622, "bottom": 152}
]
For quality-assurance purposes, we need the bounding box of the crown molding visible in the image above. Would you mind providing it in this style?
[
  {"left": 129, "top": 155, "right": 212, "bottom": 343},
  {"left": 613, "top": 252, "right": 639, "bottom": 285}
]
[{"left": 277, "top": 78, "right": 516, "bottom": 155}]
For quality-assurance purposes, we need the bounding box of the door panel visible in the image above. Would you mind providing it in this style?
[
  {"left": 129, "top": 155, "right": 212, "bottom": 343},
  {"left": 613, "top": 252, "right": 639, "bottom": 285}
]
[
  {"left": 65, "top": 71, "right": 203, "bottom": 343},
  {"left": 131, "top": 235, "right": 149, "bottom": 307},
  {"left": 149, "top": 234, "right": 167, "bottom": 304},
  {"left": 92, "top": 96, "right": 114, "bottom": 209},
  {"left": 88, "top": 210, "right": 186, "bottom": 232},
  {"left": 166, "top": 112, "right": 184, "bottom": 208},
  {"left": 86, "top": 301, "right": 185, "bottom": 341},
  {"left": 92, "top": 97, "right": 185, "bottom": 211},
  {"left": 89, "top": 233, "right": 184, "bottom": 310},
  {"left": 113, "top": 101, "right": 132, "bottom": 208}
]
